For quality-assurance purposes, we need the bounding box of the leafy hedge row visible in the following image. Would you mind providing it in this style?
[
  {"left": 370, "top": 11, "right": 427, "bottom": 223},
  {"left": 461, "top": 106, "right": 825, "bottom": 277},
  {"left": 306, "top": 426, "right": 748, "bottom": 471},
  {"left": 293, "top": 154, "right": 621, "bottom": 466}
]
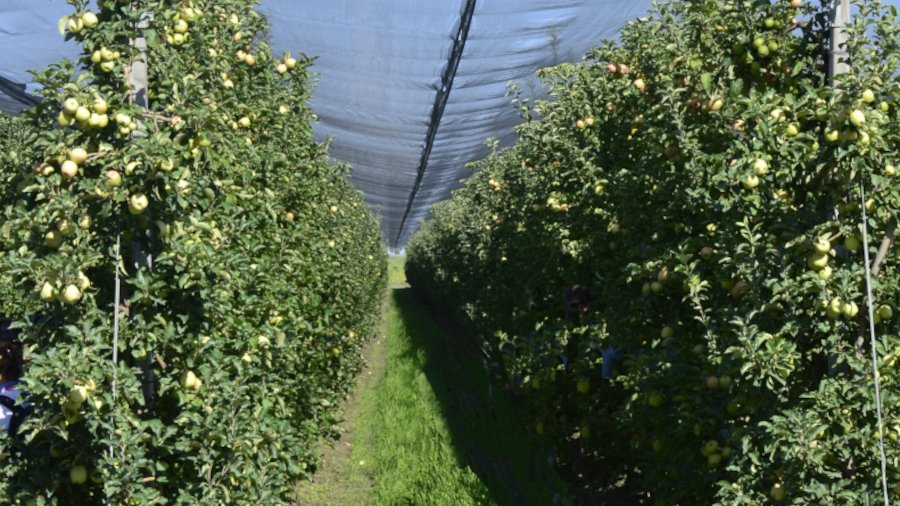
[
  {"left": 0, "top": 0, "right": 385, "bottom": 504},
  {"left": 407, "top": 0, "right": 899, "bottom": 503}
]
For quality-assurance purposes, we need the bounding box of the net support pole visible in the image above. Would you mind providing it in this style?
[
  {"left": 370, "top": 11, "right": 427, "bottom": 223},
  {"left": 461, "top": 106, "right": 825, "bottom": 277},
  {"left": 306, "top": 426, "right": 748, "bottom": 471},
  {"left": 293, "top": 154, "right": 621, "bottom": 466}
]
[
  {"left": 828, "top": 0, "right": 850, "bottom": 84},
  {"left": 128, "top": 15, "right": 156, "bottom": 415},
  {"left": 394, "top": 0, "right": 478, "bottom": 248}
]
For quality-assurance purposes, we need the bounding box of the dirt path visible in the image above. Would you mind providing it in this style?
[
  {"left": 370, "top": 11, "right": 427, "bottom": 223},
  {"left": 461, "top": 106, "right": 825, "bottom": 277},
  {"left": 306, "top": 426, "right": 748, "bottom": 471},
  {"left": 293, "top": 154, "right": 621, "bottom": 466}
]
[
  {"left": 292, "top": 294, "right": 389, "bottom": 505},
  {"left": 295, "top": 256, "right": 569, "bottom": 505}
]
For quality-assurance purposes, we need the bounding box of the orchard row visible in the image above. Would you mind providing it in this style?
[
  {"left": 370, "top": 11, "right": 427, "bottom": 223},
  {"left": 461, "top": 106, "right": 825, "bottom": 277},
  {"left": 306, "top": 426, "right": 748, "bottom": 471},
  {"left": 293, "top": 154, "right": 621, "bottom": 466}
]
[
  {"left": 0, "top": 0, "right": 385, "bottom": 504},
  {"left": 407, "top": 0, "right": 899, "bottom": 503}
]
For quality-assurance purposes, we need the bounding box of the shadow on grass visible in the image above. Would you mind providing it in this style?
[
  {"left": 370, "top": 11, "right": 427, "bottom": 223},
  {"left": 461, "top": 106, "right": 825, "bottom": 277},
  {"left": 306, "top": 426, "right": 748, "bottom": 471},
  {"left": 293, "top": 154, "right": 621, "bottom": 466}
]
[{"left": 391, "top": 288, "right": 570, "bottom": 506}]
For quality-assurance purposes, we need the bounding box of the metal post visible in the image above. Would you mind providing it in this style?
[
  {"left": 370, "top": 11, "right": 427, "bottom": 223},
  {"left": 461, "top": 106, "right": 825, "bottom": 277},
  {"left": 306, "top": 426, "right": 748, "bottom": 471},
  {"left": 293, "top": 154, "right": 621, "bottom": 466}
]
[
  {"left": 829, "top": 0, "right": 850, "bottom": 83},
  {"left": 128, "top": 14, "right": 155, "bottom": 414}
]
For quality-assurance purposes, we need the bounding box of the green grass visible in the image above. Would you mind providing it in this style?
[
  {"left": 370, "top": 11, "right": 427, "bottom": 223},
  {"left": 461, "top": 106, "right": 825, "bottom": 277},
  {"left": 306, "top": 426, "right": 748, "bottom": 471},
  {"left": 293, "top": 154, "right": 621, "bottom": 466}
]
[
  {"left": 387, "top": 255, "right": 407, "bottom": 286},
  {"left": 353, "top": 289, "right": 569, "bottom": 506}
]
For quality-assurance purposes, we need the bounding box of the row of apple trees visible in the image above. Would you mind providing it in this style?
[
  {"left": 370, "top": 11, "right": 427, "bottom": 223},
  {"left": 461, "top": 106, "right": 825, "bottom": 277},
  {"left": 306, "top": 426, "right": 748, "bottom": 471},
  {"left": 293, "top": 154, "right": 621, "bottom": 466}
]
[
  {"left": 0, "top": 0, "right": 386, "bottom": 504},
  {"left": 0, "top": 114, "right": 33, "bottom": 316},
  {"left": 407, "top": 0, "right": 898, "bottom": 503}
]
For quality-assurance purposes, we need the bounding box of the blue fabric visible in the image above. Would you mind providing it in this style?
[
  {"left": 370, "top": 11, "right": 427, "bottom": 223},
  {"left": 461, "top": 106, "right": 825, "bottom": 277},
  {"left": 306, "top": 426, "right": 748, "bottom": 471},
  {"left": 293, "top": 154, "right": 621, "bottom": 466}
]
[
  {"left": 0, "top": 380, "right": 21, "bottom": 433},
  {"left": 0, "top": 0, "right": 657, "bottom": 244},
  {"left": 5, "top": 1, "right": 884, "bottom": 244},
  {"left": 600, "top": 347, "right": 620, "bottom": 379}
]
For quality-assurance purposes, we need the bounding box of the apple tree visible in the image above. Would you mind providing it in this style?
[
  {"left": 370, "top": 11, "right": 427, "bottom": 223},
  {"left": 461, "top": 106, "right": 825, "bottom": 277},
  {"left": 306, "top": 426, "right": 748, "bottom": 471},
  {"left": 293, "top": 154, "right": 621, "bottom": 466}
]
[
  {"left": 0, "top": 0, "right": 385, "bottom": 504},
  {"left": 407, "top": 0, "right": 898, "bottom": 503}
]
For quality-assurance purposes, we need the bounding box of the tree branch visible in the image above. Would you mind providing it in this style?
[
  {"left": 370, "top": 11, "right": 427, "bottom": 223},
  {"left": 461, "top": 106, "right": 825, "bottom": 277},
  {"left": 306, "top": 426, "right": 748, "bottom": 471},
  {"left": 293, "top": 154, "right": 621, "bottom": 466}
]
[{"left": 871, "top": 220, "right": 895, "bottom": 277}]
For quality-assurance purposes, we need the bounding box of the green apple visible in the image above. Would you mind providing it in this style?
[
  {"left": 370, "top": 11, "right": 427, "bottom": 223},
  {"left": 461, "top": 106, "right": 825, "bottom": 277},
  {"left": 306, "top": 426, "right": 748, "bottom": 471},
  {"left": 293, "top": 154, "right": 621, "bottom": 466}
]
[
  {"left": 92, "top": 97, "right": 108, "bottom": 114},
  {"left": 63, "top": 98, "right": 79, "bottom": 115},
  {"left": 106, "top": 170, "right": 122, "bottom": 186},
  {"left": 886, "top": 164, "right": 896, "bottom": 177},
  {"left": 658, "top": 267, "right": 671, "bottom": 283},
  {"left": 61, "top": 160, "right": 79, "bottom": 179},
  {"left": 718, "top": 375, "right": 731, "bottom": 389},
  {"left": 58, "top": 219, "right": 73, "bottom": 236},
  {"left": 844, "top": 235, "right": 860, "bottom": 252},
  {"left": 706, "top": 376, "right": 720, "bottom": 390},
  {"left": 730, "top": 280, "right": 749, "bottom": 298},
  {"left": 67, "top": 17, "right": 83, "bottom": 34},
  {"left": 807, "top": 252, "right": 828, "bottom": 270},
  {"left": 878, "top": 305, "right": 893, "bottom": 320},
  {"left": 45, "top": 229, "right": 63, "bottom": 249},
  {"left": 753, "top": 158, "right": 769, "bottom": 175},
  {"left": 69, "top": 147, "right": 88, "bottom": 164},
  {"left": 69, "top": 385, "right": 89, "bottom": 405},
  {"left": 576, "top": 379, "right": 590, "bottom": 394},
  {"left": 129, "top": 193, "right": 149, "bottom": 215},
  {"left": 862, "top": 89, "right": 876, "bottom": 104},
  {"left": 849, "top": 109, "right": 866, "bottom": 127},
  {"left": 700, "top": 439, "right": 719, "bottom": 456},
  {"left": 818, "top": 265, "right": 832, "bottom": 280},
  {"left": 770, "top": 483, "right": 786, "bottom": 501},
  {"left": 660, "top": 326, "right": 674, "bottom": 338},
  {"left": 61, "top": 284, "right": 82, "bottom": 304},
  {"left": 649, "top": 393, "right": 664, "bottom": 407},
  {"left": 39, "top": 282, "right": 57, "bottom": 302},
  {"left": 75, "top": 106, "right": 91, "bottom": 122},
  {"left": 843, "top": 301, "right": 859, "bottom": 318},
  {"left": 77, "top": 271, "right": 91, "bottom": 290},
  {"left": 742, "top": 174, "right": 760, "bottom": 189},
  {"left": 81, "top": 11, "right": 99, "bottom": 28},
  {"left": 70, "top": 465, "right": 88, "bottom": 485},
  {"left": 180, "top": 370, "right": 199, "bottom": 389},
  {"left": 826, "top": 298, "right": 842, "bottom": 318},
  {"left": 58, "top": 111, "right": 73, "bottom": 126}
]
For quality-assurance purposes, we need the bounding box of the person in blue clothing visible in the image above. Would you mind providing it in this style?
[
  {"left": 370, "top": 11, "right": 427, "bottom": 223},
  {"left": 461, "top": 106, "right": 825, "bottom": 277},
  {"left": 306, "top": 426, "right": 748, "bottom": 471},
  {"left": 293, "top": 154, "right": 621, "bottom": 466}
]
[{"left": 0, "top": 318, "right": 27, "bottom": 437}]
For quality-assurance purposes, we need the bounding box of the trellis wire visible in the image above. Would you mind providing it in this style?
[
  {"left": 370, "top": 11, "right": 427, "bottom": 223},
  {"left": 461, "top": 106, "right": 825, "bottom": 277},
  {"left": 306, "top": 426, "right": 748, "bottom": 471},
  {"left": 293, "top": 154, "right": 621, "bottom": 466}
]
[{"left": 859, "top": 181, "right": 890, "bottom": 506}]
